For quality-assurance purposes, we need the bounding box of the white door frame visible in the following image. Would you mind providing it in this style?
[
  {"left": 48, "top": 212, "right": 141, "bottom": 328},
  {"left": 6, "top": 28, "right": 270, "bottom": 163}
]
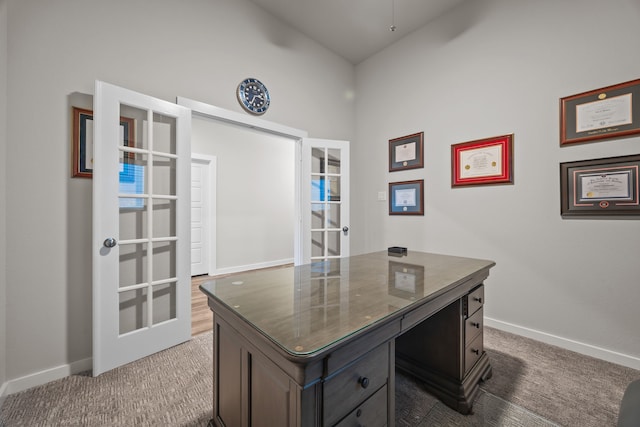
[
  {"left": 191, "top": 154, "right": 217, "bottom": 276},
  {"left": 177, "top": 97, "right": 309, "bottom": 265}
]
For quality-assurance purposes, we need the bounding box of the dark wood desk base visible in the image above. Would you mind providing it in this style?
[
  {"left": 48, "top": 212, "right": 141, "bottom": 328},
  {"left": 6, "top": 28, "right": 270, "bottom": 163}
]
[
  {"left": 397, "top": 352, "right": 492, "bottom": 414},
  {"left": 395, "top": 283, "right": 491, "bottom": 414}
]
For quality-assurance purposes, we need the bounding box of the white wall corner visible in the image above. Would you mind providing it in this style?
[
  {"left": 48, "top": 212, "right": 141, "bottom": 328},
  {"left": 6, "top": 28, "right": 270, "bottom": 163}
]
[{"left": 485, "top": 317, "right": 640, "bottom": 371}]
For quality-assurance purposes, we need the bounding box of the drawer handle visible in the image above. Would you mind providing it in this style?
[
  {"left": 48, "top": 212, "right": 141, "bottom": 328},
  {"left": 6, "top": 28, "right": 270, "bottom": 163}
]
[
  {"left": 359, "top": 377, "right": 370, "bottom": 389},
  {"left": 473, "top": 297, "right": 482, "bottom": 303},
  {"left": 471, "top": 322, "right": 480, "bottom": 328},
  {"left": 471, "top": 348, "right": 480, "bottom": 355},
  {"left": 356, "top": 409, "right": 362, "bottom": 417}
]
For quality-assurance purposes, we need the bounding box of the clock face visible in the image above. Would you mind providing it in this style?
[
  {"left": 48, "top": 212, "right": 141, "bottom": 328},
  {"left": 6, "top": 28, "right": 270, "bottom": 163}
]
[{"left": 237, "top": 78, "right": 270, "bottom": 115}]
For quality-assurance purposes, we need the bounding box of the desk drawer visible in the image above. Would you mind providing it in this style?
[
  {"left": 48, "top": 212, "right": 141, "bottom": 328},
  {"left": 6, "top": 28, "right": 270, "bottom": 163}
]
[
  {"left": 334, "top": 384, "right": 387, "bottom": 427},
  {"left": 465, "top": 307, "right": 483, "bottom": 347},
  {"left": 466, "top": 285, "right": 484, "bottom": 317},
  {"left": 464, "top": 331, "right": 483, "bottom": 375},
  {"left": 324, "top": 344, "right": 389, "bottom": 426}
]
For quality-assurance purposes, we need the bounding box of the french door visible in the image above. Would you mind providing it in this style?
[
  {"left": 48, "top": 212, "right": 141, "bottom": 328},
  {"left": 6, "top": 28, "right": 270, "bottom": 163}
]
[
  {"left": 301, "top": 138, "right": 350, "bottom": 264},
  {"left": 92, "top": 81, "right": 192, "bottom": 376}
]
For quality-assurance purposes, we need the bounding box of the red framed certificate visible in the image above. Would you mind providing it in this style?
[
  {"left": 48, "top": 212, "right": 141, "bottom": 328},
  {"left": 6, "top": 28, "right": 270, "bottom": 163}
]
[{"left": 451, "top": 134, "right": 514, "bottom": 187}]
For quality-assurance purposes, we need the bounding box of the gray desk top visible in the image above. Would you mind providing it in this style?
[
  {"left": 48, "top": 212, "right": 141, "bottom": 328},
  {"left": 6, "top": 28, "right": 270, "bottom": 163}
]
[{"left": 200, "top": 251, "right": 495, "bottom": 357}]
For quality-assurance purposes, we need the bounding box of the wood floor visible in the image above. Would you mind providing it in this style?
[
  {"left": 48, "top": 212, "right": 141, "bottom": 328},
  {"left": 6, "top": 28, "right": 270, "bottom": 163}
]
[
  {"left": 190, "top": 264, "right": 293, "bottom": 336},
  {"left": 191, "top": 275, "right": 215, "bottom": 336}
]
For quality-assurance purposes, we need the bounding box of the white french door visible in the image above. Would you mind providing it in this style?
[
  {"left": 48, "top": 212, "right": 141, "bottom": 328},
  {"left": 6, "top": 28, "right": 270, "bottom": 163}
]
[
  {"left": 301, "top": 138, "right": 350, "bottom": 264},
  {"left": 92, "top": 81, "right": 192, "bottom": 376}
]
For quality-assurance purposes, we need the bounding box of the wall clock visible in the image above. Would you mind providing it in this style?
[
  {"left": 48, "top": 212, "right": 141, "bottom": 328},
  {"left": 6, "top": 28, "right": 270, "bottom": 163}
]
[{"left": 236, "top": 78, "right": 270, "bottom": 115}]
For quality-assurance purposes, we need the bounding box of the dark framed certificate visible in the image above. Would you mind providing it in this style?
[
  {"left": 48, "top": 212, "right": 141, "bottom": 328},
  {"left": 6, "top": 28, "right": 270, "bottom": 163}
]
[
  {"left": 389, "top": 180, "right": 424, "bottom": 215},
  {"left": 72, "top": 107, "right": 135, "bottom": 178},
  {"left": 389, "top": 132, "right": 424, "bottom": 172},
  {"left": 560, "top": 78, "right": 640, "bottom": 145},
  {"left": 560, "top": 154, "right": 640, "bottom": 217}
]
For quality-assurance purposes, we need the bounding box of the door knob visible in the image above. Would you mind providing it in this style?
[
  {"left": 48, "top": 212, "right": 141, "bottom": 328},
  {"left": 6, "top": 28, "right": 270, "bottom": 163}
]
[{"left": 103, "top": 237, "right": 117, "bottom": 248}]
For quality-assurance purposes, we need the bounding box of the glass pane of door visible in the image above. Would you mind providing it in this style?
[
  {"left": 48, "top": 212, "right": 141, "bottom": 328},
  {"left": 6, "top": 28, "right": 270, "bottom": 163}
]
[
  {"left": 310, "top": 146, "right": 344, "bottom": 261},
  {"left": 117, "top": 104, "right": 178, "bottom": 335}
]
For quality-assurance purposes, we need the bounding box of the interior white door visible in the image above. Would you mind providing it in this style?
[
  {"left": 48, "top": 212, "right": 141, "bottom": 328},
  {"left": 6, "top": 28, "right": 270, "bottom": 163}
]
[
  {"left": 92, "top": 81, "right": 192, "bottom": 376},
  {"left": 191, "top": 155, "right": 216, "bottom": 276},
  {"left": 302, "top": 138, "right": 350, "bottom": 264}
]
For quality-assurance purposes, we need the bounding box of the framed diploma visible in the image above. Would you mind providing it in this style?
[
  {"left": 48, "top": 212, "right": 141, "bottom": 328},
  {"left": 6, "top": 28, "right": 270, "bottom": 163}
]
[
  {"left": 560, "top": 154, "right": 640, "bottom": 218},
  {"left": 389, "top": 132, "right": 424, "bottom": 172},
  {"left": 451, "top": 134, "right": 514, "bottom": 187},
  {"left": 72, "top": 107, "right": 135, "bottom": 178},
  {"left": 560, "top": 78, "right": 640, "bottom": 145},
  {"left": 389, "top": 180, "right": 424, "bottom": 215}
]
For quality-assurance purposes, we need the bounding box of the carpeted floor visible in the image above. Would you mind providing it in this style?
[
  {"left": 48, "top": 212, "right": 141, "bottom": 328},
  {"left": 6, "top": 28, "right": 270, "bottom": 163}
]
[
  {"left": 1, "top": 327, "right": 638, "bottom": 426},
  {"left": 482, "top": 328, "right": 640, "bottom": 427}
]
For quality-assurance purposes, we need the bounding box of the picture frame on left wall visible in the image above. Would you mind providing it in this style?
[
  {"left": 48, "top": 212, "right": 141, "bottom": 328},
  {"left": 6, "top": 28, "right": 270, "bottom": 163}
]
[{"left": 71, "top": 107, "right": 135, "bottom": 178}]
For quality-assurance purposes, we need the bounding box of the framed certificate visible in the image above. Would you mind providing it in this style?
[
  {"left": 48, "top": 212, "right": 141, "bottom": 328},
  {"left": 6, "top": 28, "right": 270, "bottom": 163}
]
[
  {"left": 560, "top": 154, "right": 640, "bottom": 218},
  {"left": 560, "top": 78, "right": 640, "bottom": 145},
  {"left": 389, "top": 132, "right": 424, "bottom": 172},
  {"left": 72, "top": 107, "right": 135, "bottom": 178},
  {"left": 451, "top": 134, "right": 514, "bottom": 187},
  {"left": 389, "top": 180, "right": 424, "bottom": 215}
]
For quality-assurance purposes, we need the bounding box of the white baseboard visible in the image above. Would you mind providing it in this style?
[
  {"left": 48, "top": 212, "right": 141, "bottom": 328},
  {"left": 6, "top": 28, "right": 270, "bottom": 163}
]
[
  {"left": 3, "top": 357, "right": 92, "bottom": 396},
  {"left": 2, "top": 316, "right": 636, "bottom": 404},
  {"left": 0, "top": 380, "right": 7, "bottom": 409},
  {"left": 211, "top": 258, "right": 294, "bottom": 276},
  {"left": 485, "top": 317, "right": 640, "bottom": 371}
]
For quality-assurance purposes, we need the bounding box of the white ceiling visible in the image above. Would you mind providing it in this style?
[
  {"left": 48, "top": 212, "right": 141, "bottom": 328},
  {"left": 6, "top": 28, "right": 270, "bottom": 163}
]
[{"left": 249, "top": 0, "right": 468, "bottom": 64}]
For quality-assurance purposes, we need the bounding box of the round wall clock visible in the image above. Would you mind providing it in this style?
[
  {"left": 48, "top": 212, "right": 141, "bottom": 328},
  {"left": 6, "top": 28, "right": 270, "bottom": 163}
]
[{"left": 236, "top": 78, "right": 270, "bottom": 115}]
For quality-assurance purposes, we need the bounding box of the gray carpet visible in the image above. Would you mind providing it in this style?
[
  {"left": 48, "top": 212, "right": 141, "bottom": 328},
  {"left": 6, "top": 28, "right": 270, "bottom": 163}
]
[
  {"left": 482, "top": 328, "right": 640, "bottom": 427},
  {"left": 1, "top": 327, "right": 638, "bottom": 426}
]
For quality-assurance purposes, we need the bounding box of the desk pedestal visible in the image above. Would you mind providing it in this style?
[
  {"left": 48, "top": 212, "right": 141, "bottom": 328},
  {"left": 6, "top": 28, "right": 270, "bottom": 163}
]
[{"left": 396, "top": 284, "right": 491, "bottom": 414}]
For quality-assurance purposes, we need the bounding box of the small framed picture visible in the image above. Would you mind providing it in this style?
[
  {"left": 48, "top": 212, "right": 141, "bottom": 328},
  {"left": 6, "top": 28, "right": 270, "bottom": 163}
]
[
  {"left": 560, "top": 78, "right": 640, "bottom": 146},
  {"left": 389, "top": 132, "right": 424, "bottom": 172},
  {"left": 389, "top": 180, "right": 424, "bottom": 215},
  {"left": 72, "top": 107, "right": 135, "bottom": 178},
  {"left": 560, "top": 154, "right": 640, "bottom": 218},
  {"left": 451, "top": 134, "right": 514, "bottom": 187}
]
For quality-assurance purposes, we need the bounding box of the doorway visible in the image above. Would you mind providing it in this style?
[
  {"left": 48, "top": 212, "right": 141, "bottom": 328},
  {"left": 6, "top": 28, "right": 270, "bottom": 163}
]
[
  {"left": 190, "top": 116, "right": 296, "bottom": 275},
  {"left": 191, "top": 154, "right": 216, "bottom": 276}
]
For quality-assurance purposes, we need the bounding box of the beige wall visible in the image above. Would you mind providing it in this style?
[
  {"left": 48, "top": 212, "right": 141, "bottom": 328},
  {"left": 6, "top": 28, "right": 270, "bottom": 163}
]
[
  {"left": 0, "top": 0, "right": 8, "bottom": 398},
  {"left": 354, "top": 0, "right": 640, "bottom": 367},
  {"left": 4, "top": 0, "right": 355, "bottom": 385}
]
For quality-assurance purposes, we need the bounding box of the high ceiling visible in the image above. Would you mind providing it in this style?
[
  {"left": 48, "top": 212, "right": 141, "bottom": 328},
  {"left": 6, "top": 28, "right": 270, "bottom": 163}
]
[{"left": 249, "top": 0, "right": 468, "bottom": 64}]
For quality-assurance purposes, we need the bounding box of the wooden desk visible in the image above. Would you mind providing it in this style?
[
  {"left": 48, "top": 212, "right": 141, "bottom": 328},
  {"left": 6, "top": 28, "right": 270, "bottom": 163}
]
[{"left": 200, "top": 251, "right": 495, "bottom": 427}]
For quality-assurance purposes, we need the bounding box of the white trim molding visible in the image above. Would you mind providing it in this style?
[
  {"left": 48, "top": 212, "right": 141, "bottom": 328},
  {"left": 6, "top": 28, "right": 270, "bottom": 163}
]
[
  {"left": 485, "top": 317, "right": 640, "bottom": 371},
  {"left": 212, "top": 258, "right": 294, "bottom": 277},
  {"left": 2, "top": 357, "right": 92, "bottom": 397},
  {"left": 0, "top": 380, "right": 7, "bottom": 408}
]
